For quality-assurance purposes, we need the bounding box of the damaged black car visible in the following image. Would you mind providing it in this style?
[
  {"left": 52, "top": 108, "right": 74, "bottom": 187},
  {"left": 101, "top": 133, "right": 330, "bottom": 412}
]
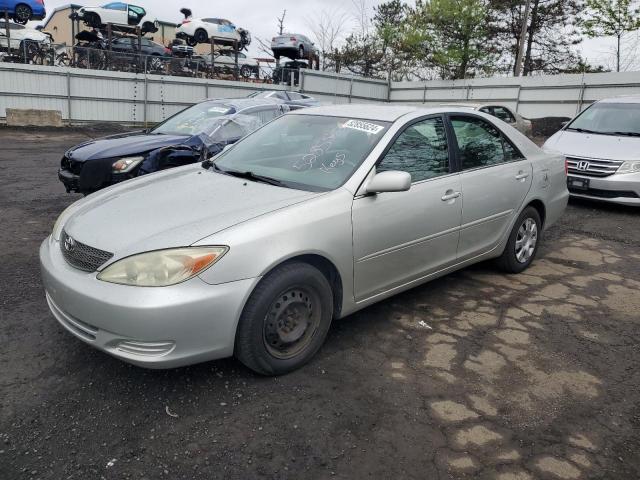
[{"left": 58, "top": 98, "right": 290, "bottom": 194}]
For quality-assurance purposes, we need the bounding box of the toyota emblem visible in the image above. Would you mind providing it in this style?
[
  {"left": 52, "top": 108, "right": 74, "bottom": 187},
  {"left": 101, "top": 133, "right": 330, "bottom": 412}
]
[{"left": 64, "top": 236, "right": 76, "bottom": 252}]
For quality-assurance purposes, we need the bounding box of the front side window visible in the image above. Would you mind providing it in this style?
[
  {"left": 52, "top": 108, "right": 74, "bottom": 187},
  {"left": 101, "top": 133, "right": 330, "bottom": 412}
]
[
  {"left": 451, "top": 116, "right": 512, "bottom": 169},
  {"left": 214, "top": 115, "right": 390, "bottom": 191},
  {"left": 567, "top": 102, "right": 640, "bottom": 135},
  {"left": 377, "top": 117, "right": 450, "bottom": 182}
]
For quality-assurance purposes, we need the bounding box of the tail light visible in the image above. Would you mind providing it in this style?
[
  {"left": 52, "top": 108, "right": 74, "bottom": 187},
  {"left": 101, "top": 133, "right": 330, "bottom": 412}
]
[
  {"left": 164, "top": 47, "right": 172, "bottom": 54},
  {"left": 290, "top": 37, "right": 297, "bottom": 41},
  {"left": 181, "top": 19, "right": 191, "bottom": 24},
  {"left": 36, "top": 0, "right": 44, "bottom": 4}
]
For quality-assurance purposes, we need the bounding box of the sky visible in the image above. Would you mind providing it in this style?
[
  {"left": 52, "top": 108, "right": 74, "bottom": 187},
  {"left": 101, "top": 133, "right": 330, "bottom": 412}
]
[{"left": 36, "top": 0, "right": 628, "bottom": 72}]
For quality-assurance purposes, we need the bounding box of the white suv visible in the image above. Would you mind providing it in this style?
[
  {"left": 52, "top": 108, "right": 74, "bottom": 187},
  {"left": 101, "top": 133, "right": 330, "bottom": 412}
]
[{"left": 544, "top": 96, "right": 640, "bottom": 206}]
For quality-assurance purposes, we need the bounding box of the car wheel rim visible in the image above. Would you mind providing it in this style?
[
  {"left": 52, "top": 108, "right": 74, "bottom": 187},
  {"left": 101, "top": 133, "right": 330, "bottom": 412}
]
[
  {"left": 263, "top": 286, "right": 321, "bottom": 360},
  {"left": 515, "top": 218, "right": 538, "bottom": 264},
  {"left": 15, "top": 5, "right": 30, "bottom": 21}
]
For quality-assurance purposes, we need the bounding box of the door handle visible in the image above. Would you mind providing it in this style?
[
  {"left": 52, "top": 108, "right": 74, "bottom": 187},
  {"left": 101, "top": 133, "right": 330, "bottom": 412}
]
[
  {"left": 441, "top": 190, "right": 461, "bottom": 202},
  {"left": 515, "top": 171, "right": 530, "bottom": 180}
]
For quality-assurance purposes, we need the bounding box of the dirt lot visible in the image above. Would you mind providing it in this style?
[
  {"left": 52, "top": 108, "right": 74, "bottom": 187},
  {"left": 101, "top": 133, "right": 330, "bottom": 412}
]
[{"left": 1, "top": 128, "right": 639, "bottom": 480}]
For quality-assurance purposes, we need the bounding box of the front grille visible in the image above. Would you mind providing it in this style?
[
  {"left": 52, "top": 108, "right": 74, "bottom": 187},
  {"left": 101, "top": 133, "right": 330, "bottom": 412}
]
[
  {"left": 568, "top": 187, "right": 639, "bottom": 199},
  {"left": 60, "top": 230, "right": 113, "bottom": 272},
  {"left": 61, "top": 155, "right": 83, "bottom": 175},
  {"left": 567, "top": 156, "right": 623, "bottom": 177}
]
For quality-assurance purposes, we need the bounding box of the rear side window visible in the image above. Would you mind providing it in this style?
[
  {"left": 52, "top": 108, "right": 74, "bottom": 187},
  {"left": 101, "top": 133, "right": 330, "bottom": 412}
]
[
  {"left": 378, "top": 117, "right": 450, "bottom": 182},
  {"left": 492, "top": 107, "right": 516, "bottom": 123},
  {"left": 247, "top": 107, "right": 281, "bottom": 124},
  {"left": 451, "top": 116, "right": 523, "bottom": 170}
]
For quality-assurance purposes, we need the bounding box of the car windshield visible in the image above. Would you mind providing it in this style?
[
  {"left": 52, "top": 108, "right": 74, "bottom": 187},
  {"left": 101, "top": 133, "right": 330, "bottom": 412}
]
[
  {"left": 213, "top": 115, "right": 390, "bottom": 191},
  {"left": 151, "top": 102, "right": 236, "bottom": 136},
  {"left": 567, "top": 102, "right": 640, "bottom": 135}
]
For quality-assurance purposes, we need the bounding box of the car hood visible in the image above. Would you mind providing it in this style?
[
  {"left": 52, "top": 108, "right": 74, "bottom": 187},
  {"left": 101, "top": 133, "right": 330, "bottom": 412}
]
[
  {"left": 63, "top": 165, "right": 319, "bottom": 257},
  {"left": 66, "top": 133, "right": 191, "bottom": 162},
  {"left": 544, "top": 130, "right": 640, "bottom": 161}
]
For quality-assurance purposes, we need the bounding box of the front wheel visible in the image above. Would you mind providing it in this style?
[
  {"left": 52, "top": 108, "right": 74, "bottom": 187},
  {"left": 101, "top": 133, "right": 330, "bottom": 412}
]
[
  {"left": 240, "top": 64, "right": 252, "bottom": 78},
  {"left": 235, "top": 262, "right": 334, "bottom": 375},
  {"left": 497, "top": 206, "right": 542, "bottom": 273}
]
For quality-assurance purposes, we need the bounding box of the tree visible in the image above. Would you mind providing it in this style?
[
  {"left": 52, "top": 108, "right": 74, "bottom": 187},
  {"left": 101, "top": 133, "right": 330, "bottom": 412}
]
[
  {"left": 374, "top": 0, "right": 430, "bottom": 80},
  {"left": 487, "top": 0, "right": 584, "bottom": 75},
  {"left": 307, "top": 9, "right": 349, "bottom": 71},
  {"left": 582, "top": 0, "right": 640, "bottom": 71},
  {"left": 277, "top": 10, "right": 287, "bottom": 36},
  {"left": 419, "top": 0, "right": 494, "bottom": 79}
]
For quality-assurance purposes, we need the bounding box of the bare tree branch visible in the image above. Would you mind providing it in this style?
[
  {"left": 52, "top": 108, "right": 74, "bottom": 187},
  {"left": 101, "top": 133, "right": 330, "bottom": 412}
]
[{"left": 306, "top": 9, "right": 349, "bottom": 70}]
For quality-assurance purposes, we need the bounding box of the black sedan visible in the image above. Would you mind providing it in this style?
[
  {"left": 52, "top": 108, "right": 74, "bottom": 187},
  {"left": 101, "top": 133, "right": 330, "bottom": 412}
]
[{"left": 58, "top": 98, "right": 289, "bottom": 194}]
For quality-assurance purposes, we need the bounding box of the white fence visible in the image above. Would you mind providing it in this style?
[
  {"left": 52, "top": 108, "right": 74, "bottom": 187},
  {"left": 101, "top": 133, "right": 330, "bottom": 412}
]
[
  {"left": 0, "top": 63, "right": 388, "bottom": 126},
  {"left": 390, "top": 71, "right": 640, "bottom": 118},
  {"left": 3, "top": 63, "right": 640, "bottom": 125}
]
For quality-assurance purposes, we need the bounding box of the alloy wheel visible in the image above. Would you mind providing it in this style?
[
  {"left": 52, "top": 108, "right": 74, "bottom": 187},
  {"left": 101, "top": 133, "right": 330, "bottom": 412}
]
[{"left": 515, "top": 218, "right": 538, "bottom": 264}]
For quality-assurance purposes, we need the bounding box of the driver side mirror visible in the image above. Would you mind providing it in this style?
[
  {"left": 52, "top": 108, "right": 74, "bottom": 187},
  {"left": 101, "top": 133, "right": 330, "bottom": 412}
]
[
  {"left": 366, "top": 171, "right": 411, "bottom": 194},
  {"left": 560, "top": 120, "right": 570, "bottom": 129}
]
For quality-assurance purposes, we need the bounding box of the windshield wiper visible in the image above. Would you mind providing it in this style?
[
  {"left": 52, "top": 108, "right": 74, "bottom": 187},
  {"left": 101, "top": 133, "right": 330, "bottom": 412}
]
[
  {"left": 566, "top": 127, "right": 602, "bottom": 134},
  {"left": 610, "top": 131, "right": 640, "bottom": 137},
  {"left": 221, "top": 168, "right": 285, "bottom": 187}
]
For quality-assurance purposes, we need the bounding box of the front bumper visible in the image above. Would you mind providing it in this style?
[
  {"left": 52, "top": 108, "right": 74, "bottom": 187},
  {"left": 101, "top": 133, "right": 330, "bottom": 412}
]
[
  {"left": 40, "top": 237, "right": 259, "bottom": 368},
  {"left": 58, "top": 168, "right": 80, "bottom": 193},
  {"left": 567, "top": 172, "right": 640, "bottom": 206}
]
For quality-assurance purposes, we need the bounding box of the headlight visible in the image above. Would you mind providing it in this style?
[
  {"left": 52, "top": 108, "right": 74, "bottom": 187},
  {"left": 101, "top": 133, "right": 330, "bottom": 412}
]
[
  {"left": 97, "top": 247, "right": 228, "bottom": 287},
  {"left": 112, "top": 156, "right": 144, "bottom": 173},
  {"left": 617, "top": 160, "right": 640, "bottom": 174}
]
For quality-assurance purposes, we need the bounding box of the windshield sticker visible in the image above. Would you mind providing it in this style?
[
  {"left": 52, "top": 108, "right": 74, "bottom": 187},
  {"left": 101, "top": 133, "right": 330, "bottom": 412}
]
[
  {"left": 342, "top": 119, "right": 384, "bottom": 135},
  {"left": 208, "top": 107, "right": 230, "bottom": 114}
]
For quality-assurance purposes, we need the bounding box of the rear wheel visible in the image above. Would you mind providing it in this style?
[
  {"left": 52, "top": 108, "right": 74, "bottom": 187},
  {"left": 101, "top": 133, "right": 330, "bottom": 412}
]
[
  {"left": 299, "top": 45, "right": 305, "bottom": 59},
  {"left": 85, "top": 12, "right": 102, "bottom": 28},
  {"left": 194, "top": 28, "right": 209, "bottom": 44},
  {"left": 235, "top": 262, "right": 333, "bottom": 375},
  {"left": 497, "top": 206, "right": 542, "bottom": 273},
  {"left": 13, "top": 4, "right": 32, "bottom": 24}
]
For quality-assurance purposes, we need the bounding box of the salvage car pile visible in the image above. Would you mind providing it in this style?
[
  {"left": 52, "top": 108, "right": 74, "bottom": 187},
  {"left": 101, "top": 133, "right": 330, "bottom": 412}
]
[{"left": 0, "top": 1, "right": 319, "bottom": 82}]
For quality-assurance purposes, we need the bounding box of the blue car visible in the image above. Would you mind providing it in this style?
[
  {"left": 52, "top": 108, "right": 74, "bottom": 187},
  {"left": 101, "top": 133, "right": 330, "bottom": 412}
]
[{"left": 0, "top": 0, "right": 46, "bottom": 24}]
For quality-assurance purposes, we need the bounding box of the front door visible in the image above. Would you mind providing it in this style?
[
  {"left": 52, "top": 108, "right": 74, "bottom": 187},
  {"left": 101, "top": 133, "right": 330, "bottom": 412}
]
[
  {"left": 449, "top": 114, "right": 533, "bottom": 261},
  {"left": 352, "top": 116, "right": 462, "bottom": 302}
]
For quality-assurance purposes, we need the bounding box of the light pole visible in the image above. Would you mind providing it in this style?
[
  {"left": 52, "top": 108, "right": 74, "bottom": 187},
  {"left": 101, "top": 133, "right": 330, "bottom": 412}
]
[{"left": 514, "top": 0, "right": 532, "bottom": 76}]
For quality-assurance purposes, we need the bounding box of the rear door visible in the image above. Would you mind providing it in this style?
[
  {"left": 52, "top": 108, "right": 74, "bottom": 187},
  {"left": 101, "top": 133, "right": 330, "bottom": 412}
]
[
  {"left": 449, "top": 114, "right": 532, "bottom": 261},
  {"left": 352, "top": 115, "right": 462, "bottom": 301}
]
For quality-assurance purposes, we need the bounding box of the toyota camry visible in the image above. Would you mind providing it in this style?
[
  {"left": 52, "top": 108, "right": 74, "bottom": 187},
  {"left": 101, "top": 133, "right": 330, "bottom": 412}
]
[{"left": 40, "top": 105, "right": 568, "bottom": 375}]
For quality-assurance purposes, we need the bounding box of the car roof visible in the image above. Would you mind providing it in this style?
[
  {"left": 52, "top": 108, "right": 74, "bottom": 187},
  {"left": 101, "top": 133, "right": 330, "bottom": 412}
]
[
  {"left": 598, "top": 95, "right": 640, "bottom": 104},
  {"left": 291, "top": 104, "right": 427, "bottom": 122},
  {"left": 204, "top": 98, "right": 284, "bottom": 109}
]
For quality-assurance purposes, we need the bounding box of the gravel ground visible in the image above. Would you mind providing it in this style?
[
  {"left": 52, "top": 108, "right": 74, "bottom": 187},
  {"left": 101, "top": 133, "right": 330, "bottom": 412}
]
[{"left": 1, "top": 128, "right": 639, "bottom": 480}]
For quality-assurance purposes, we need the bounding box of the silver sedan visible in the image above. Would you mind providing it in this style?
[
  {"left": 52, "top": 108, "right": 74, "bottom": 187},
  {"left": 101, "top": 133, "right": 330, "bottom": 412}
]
[{"left": 40, "top": 105, "right": 568, "bottom": 375}]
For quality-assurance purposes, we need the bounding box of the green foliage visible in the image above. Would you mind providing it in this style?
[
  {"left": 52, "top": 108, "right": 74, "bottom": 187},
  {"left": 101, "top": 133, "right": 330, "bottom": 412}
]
[
  {"left": 420, "top": 0, "right": 494, "bottom": 79},
  {"left": 583, "top": 0, "right": 640, "bottom": 38}
]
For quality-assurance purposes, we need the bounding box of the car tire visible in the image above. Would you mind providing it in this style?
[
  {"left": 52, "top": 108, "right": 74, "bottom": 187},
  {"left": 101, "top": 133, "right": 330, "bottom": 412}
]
[
  {"left": 497, "top": 206, "right": 542, "bottom": 274},
  {"left": 240, "top": 64, "right": 252, "bottom": 78},
  {"left": 85, "top": 12, "right": 101, "bottom": 28},
  {"left": 235, "top": 262, "right": 334, "bottom": 376},
  {"left": 186, "top": 36, "right": 197, "bottom": 47},
  {"left": 13, "top": 3, "right": 32, "bottom": 24},
  {"left": 299, "top": 45, "right": 305, "bottom": 59},
  {"left": 194, "top": 28, "right": 209, "bottom": 44}
]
